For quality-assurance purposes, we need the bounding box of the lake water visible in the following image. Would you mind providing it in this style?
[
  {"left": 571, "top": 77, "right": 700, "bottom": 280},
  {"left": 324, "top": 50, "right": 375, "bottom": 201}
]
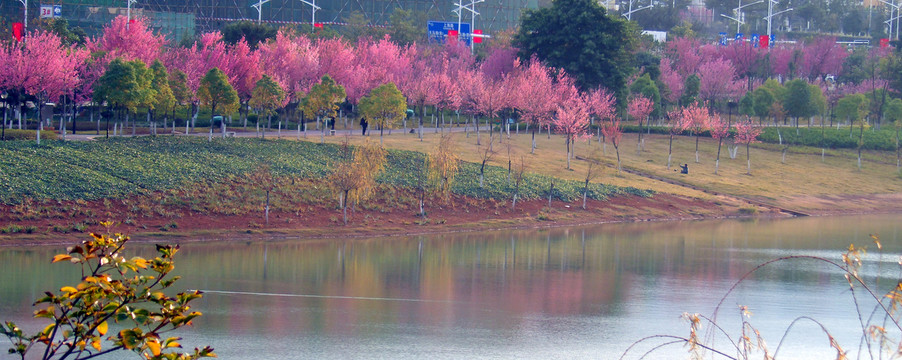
[{"left": 2, "top": 215, "right": 902, "bottom": 359}]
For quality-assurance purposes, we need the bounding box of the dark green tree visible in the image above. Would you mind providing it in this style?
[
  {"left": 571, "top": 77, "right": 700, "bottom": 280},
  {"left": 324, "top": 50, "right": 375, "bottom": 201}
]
[
  {"left": 197, "top": 68, "right": 240, "bottom": 130},
  {"left": 150, "top": 60, "right": 176, "bottom": 129},
  {"left": 388, "top": 9, "right": 427, "bottom": 46},
  {"left": 513, "top": 0, "right": 640, "bottom": 97},
  {"left": 752, "top": 87, "right": 774, "bottom": 120},
  {"left": 739, "top": 91, "right": 755, "bottom": 117},
  {"left": 629, "top": 73, "right": 662, "bottom": 117},
  {"left": 249, "top": 75, "right": 285, "bottom": 132},
  {"left": 221, "top": 21, "right": 277, "bottom": 49},
  {"left": 680, "top": 74, "right": 700, "bottom": 106},
  {"left": 784, "top": 79, "right": 814, "bottom": 127}
]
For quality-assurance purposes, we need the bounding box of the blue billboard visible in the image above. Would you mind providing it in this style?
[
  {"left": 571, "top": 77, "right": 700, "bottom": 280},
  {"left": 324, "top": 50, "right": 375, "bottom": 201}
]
[{"left": 427, "top": 21, "right": 472, "bottom": 46}]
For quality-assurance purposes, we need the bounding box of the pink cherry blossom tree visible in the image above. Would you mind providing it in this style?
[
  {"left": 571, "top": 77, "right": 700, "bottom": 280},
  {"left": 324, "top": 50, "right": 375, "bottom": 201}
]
[
  {"left": 20, "top": 31, "right": 88, "bottom": 135},
  {"left": 586, "top": 87, "right": 616, "bottom": 148},
  {"left": 659, "top": 58, "right": 684, "bottom": 106},
  {"left": 666, "top": 37, "right": 704, "bottom": 77},
  {"left": 225, "top": 38, "right": 262, "bottom": 127},
  {"left": 698, "top": 59, "right": 744, "bottom": 107},
  {"left": 628, "top": 95, "right": 654, "bottom": 154},
  {"left": 666, "top": 103, "right": 705, "bottom": 169},
  {"left": 87, "top": 16, "right": 166, "bottom": 66},
  {"left": 555, "top": 93, "right": 591, "bottom": 170},
  {"left": 513, "top": 58, "right": 556, "bottom": 153},
  {"left": 734, "top": 117, "right": 763, "bottom": 174},
  {"left": 708, "top": 113, "right": 729, "bottom": 174},
  {"left": 599, "top": 107, "right": 624, "bottom": 172},
  {"left": 799, "top": 37, "right": 848, "bottom": 82}
]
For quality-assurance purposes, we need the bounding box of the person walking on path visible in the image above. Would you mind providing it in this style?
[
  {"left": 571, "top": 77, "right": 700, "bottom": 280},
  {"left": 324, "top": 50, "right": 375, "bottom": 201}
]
[{"left": 360, "top": 117, "right": 368, "bottom": 136}]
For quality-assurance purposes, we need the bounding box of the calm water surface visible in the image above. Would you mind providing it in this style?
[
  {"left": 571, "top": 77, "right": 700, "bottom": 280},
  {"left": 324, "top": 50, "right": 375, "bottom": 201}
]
[{"left": 2, "top": 215, "right": 902, "bottom": 359}]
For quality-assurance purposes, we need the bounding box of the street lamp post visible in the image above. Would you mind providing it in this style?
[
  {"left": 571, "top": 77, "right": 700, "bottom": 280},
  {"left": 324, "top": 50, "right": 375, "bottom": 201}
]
[
  {"left": 299, "top": 0, "right": 321, "bottom": 30},
  {"left": 720, "top": 0, "right": 764, "bottom": 34},
  {"left": 764, "top": 0, "right": 793, "bottom": 42},
  {"left": 252, "top": 0, "right": 271, "bottom": 24}
]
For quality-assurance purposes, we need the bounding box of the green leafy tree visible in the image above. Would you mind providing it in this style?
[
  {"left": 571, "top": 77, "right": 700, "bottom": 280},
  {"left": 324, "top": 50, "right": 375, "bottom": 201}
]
[
  {"left": 752, "top": 86, "right": 775, "bottom": 120},
  {"left": 887, "top": 98, "right": 902, "bottom": 170},
  {"left": 221, "top": 21, "right": 277, "bottom": 48},
  {"left": 197, "top": 67, "right": 240, "bottom": 129},
  {"left": 301, "top": 75, "right": 346, "bottom": 142},
  {"left": 739, "top": 91, "right": 755, "bottom": 117},
  {"left": 249, "top": 75, "right": 285, "bottom": 132},
  {"left": 340, "top": 11, "right": 386, "bottom": 42},
  {"left": 359, "top": 82, "right": 407, "bottom": 147},
  {"left": 93, "top": 58, "right": 154, "bottom": 137},
  {"left": 1, "top": 229, "right": 215, "bottom": 360},
  {"left": 150, "top": 61, "right": 176, "bottom": 129},
  {"left": 388, "top": 9, "right": 427, "bottom": 46},
  {"left": 168, "top": 70, "right": 192, "bottom": 128},
  {"left": 783, "top": 79, "right": 813, "bottom": 128},
  {"left": 513, "top": 0, "right": 639, "bottom": 97},
  {"left": 836, "top": 93, "right": 871, "bottom": 170},
  {"left": 629, "top": 73, "right": 662, "bottom": 117},
  {"left": 40, "top": 18, "right": 86, "bottom": 47},
  {"left": 680, "top": 74, "right": 699, "bottom": 106}
]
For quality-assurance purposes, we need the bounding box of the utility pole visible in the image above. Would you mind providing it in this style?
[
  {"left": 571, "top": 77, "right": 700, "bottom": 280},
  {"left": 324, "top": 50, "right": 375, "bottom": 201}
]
[
  {"left": 879, "top": 0, "right": 901, "bottom": 40},
  {"left": 453, "top": 0, "right": 484, "bottom": 53},
  {"left": 299, "top": 0, "right": 320, "bottom": 30},
  {"left": 252, "top": 0, "right": 271, "bottom": 24},
  {"left": 622, "top": 0, "right": 652, "bottom": 20}
]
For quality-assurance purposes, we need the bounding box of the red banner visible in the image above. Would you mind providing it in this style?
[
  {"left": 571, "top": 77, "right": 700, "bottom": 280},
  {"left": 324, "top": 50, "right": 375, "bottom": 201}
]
[
  {"left": 447, "top": 30, "right": 458, "bottom": 43},
  {"left": 12, "top": 23, "right": 23, "bottom": 42},
  {"left": 473, "top": 29, "right": 483, "bottom": 44},
  {"left": 759, "top": 35, "right": 769, "bottom": 49},
  {"left": 880, "top": 38, "right": 890, "bottom": 48},
  {"left": 313, "top": 23, "right": 323, "bottom": 29}
]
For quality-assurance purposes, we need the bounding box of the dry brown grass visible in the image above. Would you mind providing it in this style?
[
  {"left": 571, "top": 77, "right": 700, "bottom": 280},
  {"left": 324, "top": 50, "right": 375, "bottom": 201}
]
[{"left": 302, "top": 125, "right": 902, "bottom": 212}]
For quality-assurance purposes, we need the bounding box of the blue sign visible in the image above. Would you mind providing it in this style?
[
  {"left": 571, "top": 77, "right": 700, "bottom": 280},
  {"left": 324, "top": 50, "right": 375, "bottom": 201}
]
[
  {"left": 735, "top": 33, "right": 744, "bottom": 41},
  {"left": 751, "top": 34, "right": 759, "bottom": 47},
  {"left": 427, "top": 21, "right": 472, "bottom": 46},
  {"left": 719, "top": 32, "right": 728, "bottom": 45},
  {"left": 54, "top": 5, "right": 62, "bottom": 17}
]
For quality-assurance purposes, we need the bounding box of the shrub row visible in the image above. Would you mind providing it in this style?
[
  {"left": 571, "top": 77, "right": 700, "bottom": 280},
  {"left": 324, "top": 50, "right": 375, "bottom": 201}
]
[{"left": 609, "top": 124, "right": 900, "bottom": 150}]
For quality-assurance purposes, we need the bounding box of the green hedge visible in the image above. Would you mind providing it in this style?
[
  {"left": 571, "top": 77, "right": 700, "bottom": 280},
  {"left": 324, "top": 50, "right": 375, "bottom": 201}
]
[
  {"left": 1, "top": 129, "right": 58, "bottom": 141},
  {"left": 605, "top": 124, "right": 900, "bottom": 150},
  {"left": 757, "top": 127, "right": 899, "bottom": 151},
  {"left": 0, "top": 137, "right": 652, "bottom": 204}
]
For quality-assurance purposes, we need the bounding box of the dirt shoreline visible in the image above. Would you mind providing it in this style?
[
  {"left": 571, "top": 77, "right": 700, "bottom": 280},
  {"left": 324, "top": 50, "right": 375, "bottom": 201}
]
[
  {"left": 4, "top": 190, "right": 901, "bottom": 248},
  {"left": 0, "top": 192, "right": 784, "bottom": 247}
]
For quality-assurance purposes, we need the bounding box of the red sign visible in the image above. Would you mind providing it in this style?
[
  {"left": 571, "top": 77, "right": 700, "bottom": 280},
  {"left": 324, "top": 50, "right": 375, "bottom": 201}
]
[
  {"left": 447, "top": 30, "right": 458, "bottom": 43},
  {"left": 880, "top": 38, "right": 890, "bottom": 48},
  {"left": 473, "top": 29, "right": 483, "bottom": 44},
  {"left": 12, "top": 23, "right": 23, "bottom": 42},
  {"left": 314, "top": 23, "right": 323, "bottom": 29},
  {"left": 759, "top": 35, "right": 769, "bottom": 49}
]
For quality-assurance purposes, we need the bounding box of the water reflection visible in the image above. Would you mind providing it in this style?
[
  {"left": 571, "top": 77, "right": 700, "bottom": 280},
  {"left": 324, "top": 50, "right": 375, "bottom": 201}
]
[{"left": 1, "top": 215, "right": 900, "bottom": 359}]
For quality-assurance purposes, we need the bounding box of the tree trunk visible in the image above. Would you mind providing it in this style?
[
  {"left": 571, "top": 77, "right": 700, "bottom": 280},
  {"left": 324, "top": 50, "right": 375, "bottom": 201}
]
[
  {"left": 715, "top": 137, "right": 723, "bottom": 175},
  {"left": 566, "top": 137, "right": 571, "bottom": 170},
  {"left": 667, "top": 134, "right": 674, "bottom": 169},
  {"left": 746, "top": 143, "right": 752, "bottom": 175},
  {"left": 694, "top": 133, "right": 700, "bottom": 163},
  {"left": 531, "top": 128, "right": 537, "bottom": 154}
]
